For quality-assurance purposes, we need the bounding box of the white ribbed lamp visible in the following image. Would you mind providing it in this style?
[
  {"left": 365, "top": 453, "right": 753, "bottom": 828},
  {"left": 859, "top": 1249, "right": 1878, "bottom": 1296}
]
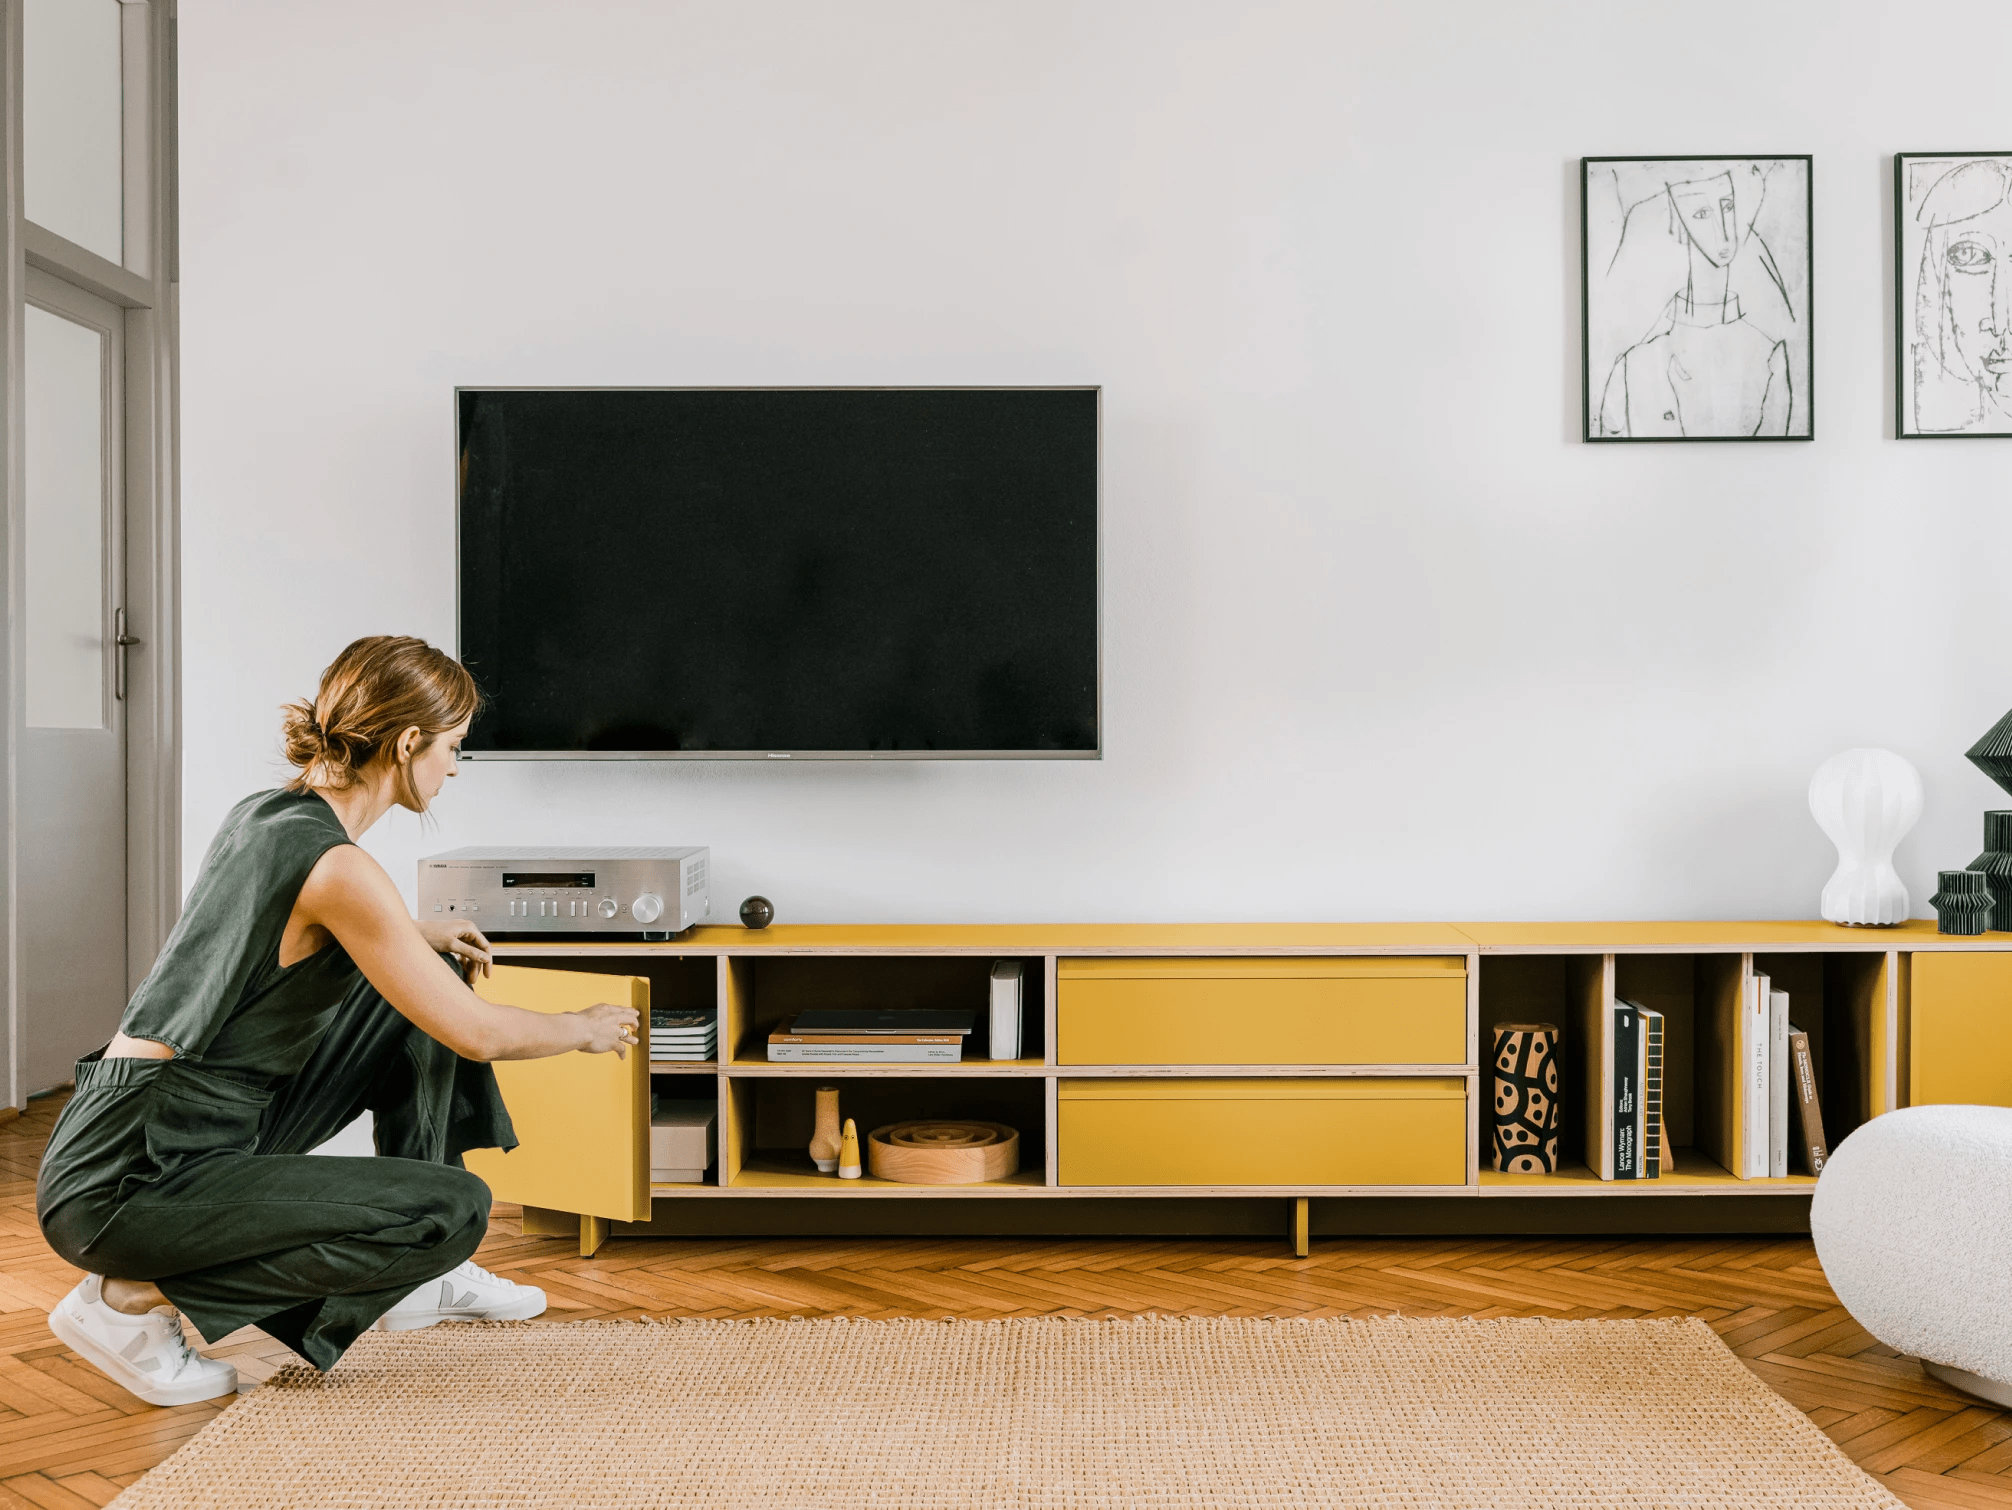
[{"left": 1809, "top": 748, "right": 1925, "bottom": 926}]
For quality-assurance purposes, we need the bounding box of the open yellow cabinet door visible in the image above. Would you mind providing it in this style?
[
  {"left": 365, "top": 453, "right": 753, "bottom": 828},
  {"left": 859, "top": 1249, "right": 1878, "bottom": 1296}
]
[{"left": 461, "top": 964, "right": 650, "bottom": 1255}]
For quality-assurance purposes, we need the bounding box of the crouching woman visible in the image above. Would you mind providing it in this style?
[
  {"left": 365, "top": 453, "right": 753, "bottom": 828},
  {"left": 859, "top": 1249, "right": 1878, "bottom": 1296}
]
[{"left": 35, "top": 635, "right": 638, "bottom": 1404}]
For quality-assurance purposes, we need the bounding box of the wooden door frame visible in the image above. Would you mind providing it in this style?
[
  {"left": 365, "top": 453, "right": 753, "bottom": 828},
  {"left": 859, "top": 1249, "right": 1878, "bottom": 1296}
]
[{"left": 0, "top": 0, "right": 180, "bottom": 1106}]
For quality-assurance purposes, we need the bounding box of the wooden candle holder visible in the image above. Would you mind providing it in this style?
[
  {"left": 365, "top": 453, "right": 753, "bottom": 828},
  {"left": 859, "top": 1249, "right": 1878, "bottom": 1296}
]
[{"left": 866, "top": 1121, "right": 1019, "bottom": 1185}]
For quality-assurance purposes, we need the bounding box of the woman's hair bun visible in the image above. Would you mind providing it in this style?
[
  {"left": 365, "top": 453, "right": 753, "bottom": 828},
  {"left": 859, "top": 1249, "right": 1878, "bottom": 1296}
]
[{"left": 280, "top": 637, "right": 481, "bottom": 809}]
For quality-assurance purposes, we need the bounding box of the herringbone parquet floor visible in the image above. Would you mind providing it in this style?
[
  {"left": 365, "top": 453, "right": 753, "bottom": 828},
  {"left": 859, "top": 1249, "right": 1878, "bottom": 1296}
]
[{"left": 3, "top": 1094, "right": 2009, "bottom": 1508}]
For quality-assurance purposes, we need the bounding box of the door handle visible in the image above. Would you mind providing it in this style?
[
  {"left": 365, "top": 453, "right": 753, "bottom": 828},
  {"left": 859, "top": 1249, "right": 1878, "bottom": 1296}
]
[{"left": 114, "top": 607, "right": 142, "bottom": 701}]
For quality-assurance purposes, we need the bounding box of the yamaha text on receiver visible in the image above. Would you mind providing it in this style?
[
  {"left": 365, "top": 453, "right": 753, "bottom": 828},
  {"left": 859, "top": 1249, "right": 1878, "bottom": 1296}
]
[{"left": 420, "top": 847, "right": 710, "bottom": 938}]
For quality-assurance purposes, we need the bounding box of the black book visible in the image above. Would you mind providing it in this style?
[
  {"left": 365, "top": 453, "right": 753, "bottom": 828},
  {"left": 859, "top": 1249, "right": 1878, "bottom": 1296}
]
[
  {"left": 1613, "top": 1003, "right": 1640, "bottom": 1180},
  {"left": 789, "top": 1009, "right": 977, "bottom": 1036}
]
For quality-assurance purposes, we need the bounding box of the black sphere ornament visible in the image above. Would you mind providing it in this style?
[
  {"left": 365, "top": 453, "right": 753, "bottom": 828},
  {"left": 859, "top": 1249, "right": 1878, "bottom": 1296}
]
[{"left": 739, "top": 895, "right": 775, "bottom": 930}]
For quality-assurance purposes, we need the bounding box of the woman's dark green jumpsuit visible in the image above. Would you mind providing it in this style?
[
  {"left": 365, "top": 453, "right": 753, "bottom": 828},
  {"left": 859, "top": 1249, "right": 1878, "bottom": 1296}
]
[{"left": 35, "top": 788, "right": 517, "bottom": 1370}]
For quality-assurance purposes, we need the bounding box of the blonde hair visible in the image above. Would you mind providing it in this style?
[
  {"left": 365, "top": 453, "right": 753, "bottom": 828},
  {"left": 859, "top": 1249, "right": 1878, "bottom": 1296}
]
[{"left": 281, "top": 636, "right": 481, "bottom": 810}]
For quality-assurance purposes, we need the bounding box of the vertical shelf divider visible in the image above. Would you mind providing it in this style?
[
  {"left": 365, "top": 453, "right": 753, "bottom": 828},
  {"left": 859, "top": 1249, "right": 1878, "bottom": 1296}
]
[
  {"left": 1465, "top": 950, "right": 1481, "bottom": 1186},
  {"left": 1569, "top": 954, "right": 1613, "bottom": 1180},
  {"left": 1693, "top": 954, "right": 1745, "bottom": 1178}
]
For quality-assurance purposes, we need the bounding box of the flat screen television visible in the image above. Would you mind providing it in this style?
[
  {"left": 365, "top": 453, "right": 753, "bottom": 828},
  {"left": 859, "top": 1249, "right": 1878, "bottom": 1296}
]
[{"left": 456, "top": 387, "right": 1099, "bottom": 758}]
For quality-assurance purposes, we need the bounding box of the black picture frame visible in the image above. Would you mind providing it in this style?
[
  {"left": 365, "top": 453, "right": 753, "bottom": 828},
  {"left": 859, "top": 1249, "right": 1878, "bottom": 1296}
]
[
  {"left": 1895, "top": 152, "right": 2012, "bottom": 439},
  {"left": 1582, "top": 155, "right": 1814, "bottom": 443}
]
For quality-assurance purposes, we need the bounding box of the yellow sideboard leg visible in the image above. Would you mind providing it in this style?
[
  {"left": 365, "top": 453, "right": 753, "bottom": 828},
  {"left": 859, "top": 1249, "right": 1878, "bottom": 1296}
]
[
  {"left": 1292, "top": 1197, "right": 1310, "bottom": 1258},
  {"left": 580, "top": 1213, "right": 610, "bottom": 1258},
  {"left": 520, "top": 1205, "right": 579, "bottom": 1240}
]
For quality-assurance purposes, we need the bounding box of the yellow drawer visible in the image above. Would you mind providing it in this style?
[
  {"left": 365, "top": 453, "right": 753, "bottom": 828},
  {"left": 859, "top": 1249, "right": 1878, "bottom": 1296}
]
[
  {"left": 1911, "top": 952, "right": 2012, "bottom": 1107},
  {"left": 1056, "top": 956, "right": 1466, "bottom": 1065},
  {"left": 1057, "top": 1077, "right": 1467, "bottom": 1186}
]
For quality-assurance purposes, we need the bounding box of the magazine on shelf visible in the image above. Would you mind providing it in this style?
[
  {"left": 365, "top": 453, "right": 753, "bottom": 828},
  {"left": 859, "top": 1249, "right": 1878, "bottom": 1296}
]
[
  {"left": 1788, "top": 1026, "right": 1829, "bottom": 1176},
  {"left": 1768, "top": 989, "right": 1790, "bottom": 1178}
]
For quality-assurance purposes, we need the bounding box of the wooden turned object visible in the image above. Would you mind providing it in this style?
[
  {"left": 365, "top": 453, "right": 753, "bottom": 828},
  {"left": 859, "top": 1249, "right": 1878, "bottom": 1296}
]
[
  {"left": 867, "top": 1121, "right": 1019, "bottom": 1184},
  {"left": 809, "top": 1086, "right": 842, "bottom": 1172}
]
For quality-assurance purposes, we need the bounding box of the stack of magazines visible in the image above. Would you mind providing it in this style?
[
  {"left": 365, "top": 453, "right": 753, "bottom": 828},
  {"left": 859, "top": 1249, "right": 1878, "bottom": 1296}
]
[
  {"left": 649, "top": 1007, "right": 717, "bottom": 1062},
  {"left": 767, "top": 1009, "right": 975, "bottom": 1063}
]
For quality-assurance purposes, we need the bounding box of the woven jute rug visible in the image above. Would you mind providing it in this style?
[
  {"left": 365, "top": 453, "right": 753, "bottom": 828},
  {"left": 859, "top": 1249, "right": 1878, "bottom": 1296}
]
[{"left": 111, "top": 1315, "right": 1901, "bottom": 1509}]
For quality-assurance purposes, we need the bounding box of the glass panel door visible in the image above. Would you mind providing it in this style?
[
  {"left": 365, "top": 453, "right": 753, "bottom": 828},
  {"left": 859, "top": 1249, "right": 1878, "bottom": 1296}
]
[
  {"left": 19, "top": 272, "right": 127, "bottom": 1094},
  {"left": 23, "top": 303, "right": 109, "bottom": 730},
  {"left": 23, "top": 0, "right": 125, "bottom": 261}
]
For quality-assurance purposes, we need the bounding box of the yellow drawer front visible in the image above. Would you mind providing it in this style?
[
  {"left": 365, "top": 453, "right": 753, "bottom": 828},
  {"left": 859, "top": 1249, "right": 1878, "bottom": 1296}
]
[
  {"left": 1057, "top": 1077, "right": 1467, "bottom": 1186},
  {"left": 1056, "top": 956, "right": 1467, "bottom": 1065},
  {"left": 1912, "top": 952, "right": 2012, "bottom": 1107}
]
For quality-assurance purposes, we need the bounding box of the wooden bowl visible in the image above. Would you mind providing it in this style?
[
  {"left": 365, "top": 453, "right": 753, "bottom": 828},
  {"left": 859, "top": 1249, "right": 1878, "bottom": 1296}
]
[{"left": 867, "top": 1121, "right": 1019, "bottom": 1184}]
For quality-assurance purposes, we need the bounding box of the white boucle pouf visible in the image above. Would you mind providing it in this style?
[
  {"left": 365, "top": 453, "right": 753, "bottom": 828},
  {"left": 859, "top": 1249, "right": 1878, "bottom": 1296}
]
[{"left": 1811, "top": 1104, "right": 2012, "bottom": 1404}]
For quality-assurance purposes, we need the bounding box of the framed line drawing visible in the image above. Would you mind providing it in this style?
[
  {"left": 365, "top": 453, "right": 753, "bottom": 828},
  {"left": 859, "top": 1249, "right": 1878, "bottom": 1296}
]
[
  {"left": 1897, "top": 153, "right": 2012, "bottom": 438},
  {"left": 1583, "top": 156, "right": 1812, "bottom": 442}
]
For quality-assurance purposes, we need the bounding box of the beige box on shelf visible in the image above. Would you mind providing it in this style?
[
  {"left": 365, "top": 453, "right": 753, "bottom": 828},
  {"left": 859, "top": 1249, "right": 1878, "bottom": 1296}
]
[{"left": 651, "top": 1098, "right": 717, "bottom": 1183}]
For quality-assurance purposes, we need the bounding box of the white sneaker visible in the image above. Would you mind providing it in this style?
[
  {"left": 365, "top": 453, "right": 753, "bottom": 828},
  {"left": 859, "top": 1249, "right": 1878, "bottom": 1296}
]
[
  {"left": 48, "top": 1275, "right": 238, "bottom": 1407},
  {"left": 372, "top": 1259, "right": 546, "bottom": 1331}
]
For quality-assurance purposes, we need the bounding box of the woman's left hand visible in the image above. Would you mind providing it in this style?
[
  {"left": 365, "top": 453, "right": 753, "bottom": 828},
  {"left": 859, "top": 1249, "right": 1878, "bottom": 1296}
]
[{"left": 418, "top": 918, "right": 494, "bottom": 980}]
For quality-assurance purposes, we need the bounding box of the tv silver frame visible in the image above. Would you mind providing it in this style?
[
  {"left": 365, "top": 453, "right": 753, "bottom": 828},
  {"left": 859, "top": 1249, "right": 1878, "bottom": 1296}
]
[{"left": 453, "top": 385, "right": 1102, "bottom": 761}]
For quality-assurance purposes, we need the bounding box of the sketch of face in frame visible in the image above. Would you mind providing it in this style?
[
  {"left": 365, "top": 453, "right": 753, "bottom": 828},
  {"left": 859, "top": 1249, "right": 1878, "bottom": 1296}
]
[
  {"left": 1589, "top": 158, "right": 1802, "bottom": 439},
  {"left": 1911, "top": 159, "right": 2012, "bottom": 433},
  {"left": 1667, "top": 172, "right": 1741, "bottom": 271}
]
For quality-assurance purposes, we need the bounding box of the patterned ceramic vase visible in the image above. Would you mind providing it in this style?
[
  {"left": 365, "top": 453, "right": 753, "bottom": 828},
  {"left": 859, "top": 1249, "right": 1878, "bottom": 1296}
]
[
  {"left": 1967, "top": 812, "right": 2012, "bottom": 933},
  {"left": 1491, "top": 1023, "right": 1561, "bottom": 1174},
  {"left": 1933, "top": 868, "right": 1994, "bottom": 937}
]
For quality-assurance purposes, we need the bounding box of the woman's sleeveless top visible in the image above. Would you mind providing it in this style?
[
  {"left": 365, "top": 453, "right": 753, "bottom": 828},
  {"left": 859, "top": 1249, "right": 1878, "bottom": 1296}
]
[
  {"left": 115, "top": 788, "right": 361, "bottom": 1074},
  {"left": 36, "top": 789, "right": 367, "bottom": 1222}
]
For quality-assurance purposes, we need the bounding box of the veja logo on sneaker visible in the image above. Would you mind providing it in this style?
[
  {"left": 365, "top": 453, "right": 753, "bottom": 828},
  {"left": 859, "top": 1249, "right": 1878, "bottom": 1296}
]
[
  {"left": 118, "top": 1332, "right": 162, "bottom": 1373},
  {"left": 441, "top": 1280, "right": 479, "bottom": 1310}
]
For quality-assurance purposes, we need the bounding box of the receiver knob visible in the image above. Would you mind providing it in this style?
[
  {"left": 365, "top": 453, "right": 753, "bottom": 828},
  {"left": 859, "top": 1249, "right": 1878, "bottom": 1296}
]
[
  {"left": 597, "top": 897, "right": 619, "bottom": 919},
  {"left": 631, "top": 892, "right": 664, "bottom": 925}
]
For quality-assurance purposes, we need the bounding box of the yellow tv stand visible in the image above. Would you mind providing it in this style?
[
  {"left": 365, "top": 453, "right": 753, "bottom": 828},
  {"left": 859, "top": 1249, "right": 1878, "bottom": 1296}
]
[{"left": 466, "top": 921, "right": 2012, "bottom": 1256}]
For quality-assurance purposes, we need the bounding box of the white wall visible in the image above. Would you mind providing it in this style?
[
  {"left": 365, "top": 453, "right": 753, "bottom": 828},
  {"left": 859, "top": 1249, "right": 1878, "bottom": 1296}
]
[{"left": 179, "top": 0, "right": 2012, "bottom": 924}]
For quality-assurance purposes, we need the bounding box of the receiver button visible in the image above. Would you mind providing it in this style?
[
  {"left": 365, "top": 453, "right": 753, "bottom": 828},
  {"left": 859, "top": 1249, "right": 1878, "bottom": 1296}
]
[
  {"left": 631, "top": 893, "right": 664, "bottom": 925},
  {"left": 597, "top": 898, "right": 619, "bottom": 919}
]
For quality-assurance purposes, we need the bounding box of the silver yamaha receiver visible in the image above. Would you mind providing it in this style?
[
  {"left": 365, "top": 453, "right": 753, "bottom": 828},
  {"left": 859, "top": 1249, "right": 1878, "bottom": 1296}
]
[{"left": 420, "top": 847, "right": 711, "bottom": 937}]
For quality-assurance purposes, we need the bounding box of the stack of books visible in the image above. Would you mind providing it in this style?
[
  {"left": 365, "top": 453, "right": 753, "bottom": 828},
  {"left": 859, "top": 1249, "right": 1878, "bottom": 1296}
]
[
  {"left": 649, "top": 1008, "right": 717, "bottom": 1062},
  {"left": 1742, "top": 972, "right": 1829, "bottom": 1177},
  {"left": 767, "top": 1009, "right": 976, "bottom": 1063}
]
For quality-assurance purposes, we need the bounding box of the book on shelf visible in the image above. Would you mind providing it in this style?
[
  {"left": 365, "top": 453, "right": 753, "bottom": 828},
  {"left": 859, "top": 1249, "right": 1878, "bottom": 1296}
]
[
  {"left": 770, "top": 1032, "right": 964, "bottom": 1045},
  {"left": 990, "top": 961, "right": 1024, "bottom": 1061},
  {"left": 1742, "top": 972, "right": 1771, "bottom": 1178},
  {"left": 1610, "top": 1000, "right": 1662, "bottom": 1180},
  {"left": 1768, "top": 988, "right": 1790, "bottom": 1178},
  {"left": 789, "top": 1008, "right": 977, "bottom": 1036},
  {"left": 652, "top": 1008, "right": 714, "bottom": 1029},
  {"left": 1612, "top": 1001, "right": 1640, "bottom": 1179},
  {"left": 1788, "top": 1026, "right": 1829, "bottom": 1176},
  {"left": 767, "top": 1041, "right": 963, "bottom": 1063},
  {"left": 1641, "top": 1005, "right": 1664, "bottom": 1179}
]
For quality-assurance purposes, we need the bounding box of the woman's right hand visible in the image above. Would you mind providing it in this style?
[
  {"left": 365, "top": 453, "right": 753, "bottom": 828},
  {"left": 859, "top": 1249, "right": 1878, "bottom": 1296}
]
[{"left": 573, "top": 1002, "right": 641, "bottom": 1057}]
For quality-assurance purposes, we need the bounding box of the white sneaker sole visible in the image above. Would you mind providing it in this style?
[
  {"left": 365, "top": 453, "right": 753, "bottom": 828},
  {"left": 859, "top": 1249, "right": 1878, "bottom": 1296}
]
[
  {"left": 373, "top": 1290, "right": 547, "bottom": 1332},
  {"left": 48, "top": 1305, "right": 238, "bottom": 1407}
]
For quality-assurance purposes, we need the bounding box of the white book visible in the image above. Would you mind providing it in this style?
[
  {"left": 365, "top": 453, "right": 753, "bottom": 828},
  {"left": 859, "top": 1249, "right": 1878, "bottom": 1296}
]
[
  {"left": 1769, "top": 989, "right": 1790, "bottom": 1178},
  {"left": 1747, "top": 972, "right": 1771, "bottom": 1177},
  {"left": 990, "top": 961, "right": 1023, "bottom": 1061}
]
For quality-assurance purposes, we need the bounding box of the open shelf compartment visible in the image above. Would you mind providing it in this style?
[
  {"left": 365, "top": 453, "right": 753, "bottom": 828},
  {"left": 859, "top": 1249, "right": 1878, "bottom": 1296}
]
[
  {"left": 722, "top": 953, "right": 1046, "bottom": 1070},
  {"left": 1475, "top": 951, "right": 1839, "bottom": 1194},
  {"left": 722, "top": 1073, "right": 1048, "bottom": 1194}
]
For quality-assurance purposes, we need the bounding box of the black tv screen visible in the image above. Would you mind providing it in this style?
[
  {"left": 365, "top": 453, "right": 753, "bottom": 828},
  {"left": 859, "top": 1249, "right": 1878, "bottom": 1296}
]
[{"left": 456, "top": 388, "right": 1099, "bottom": 758}]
